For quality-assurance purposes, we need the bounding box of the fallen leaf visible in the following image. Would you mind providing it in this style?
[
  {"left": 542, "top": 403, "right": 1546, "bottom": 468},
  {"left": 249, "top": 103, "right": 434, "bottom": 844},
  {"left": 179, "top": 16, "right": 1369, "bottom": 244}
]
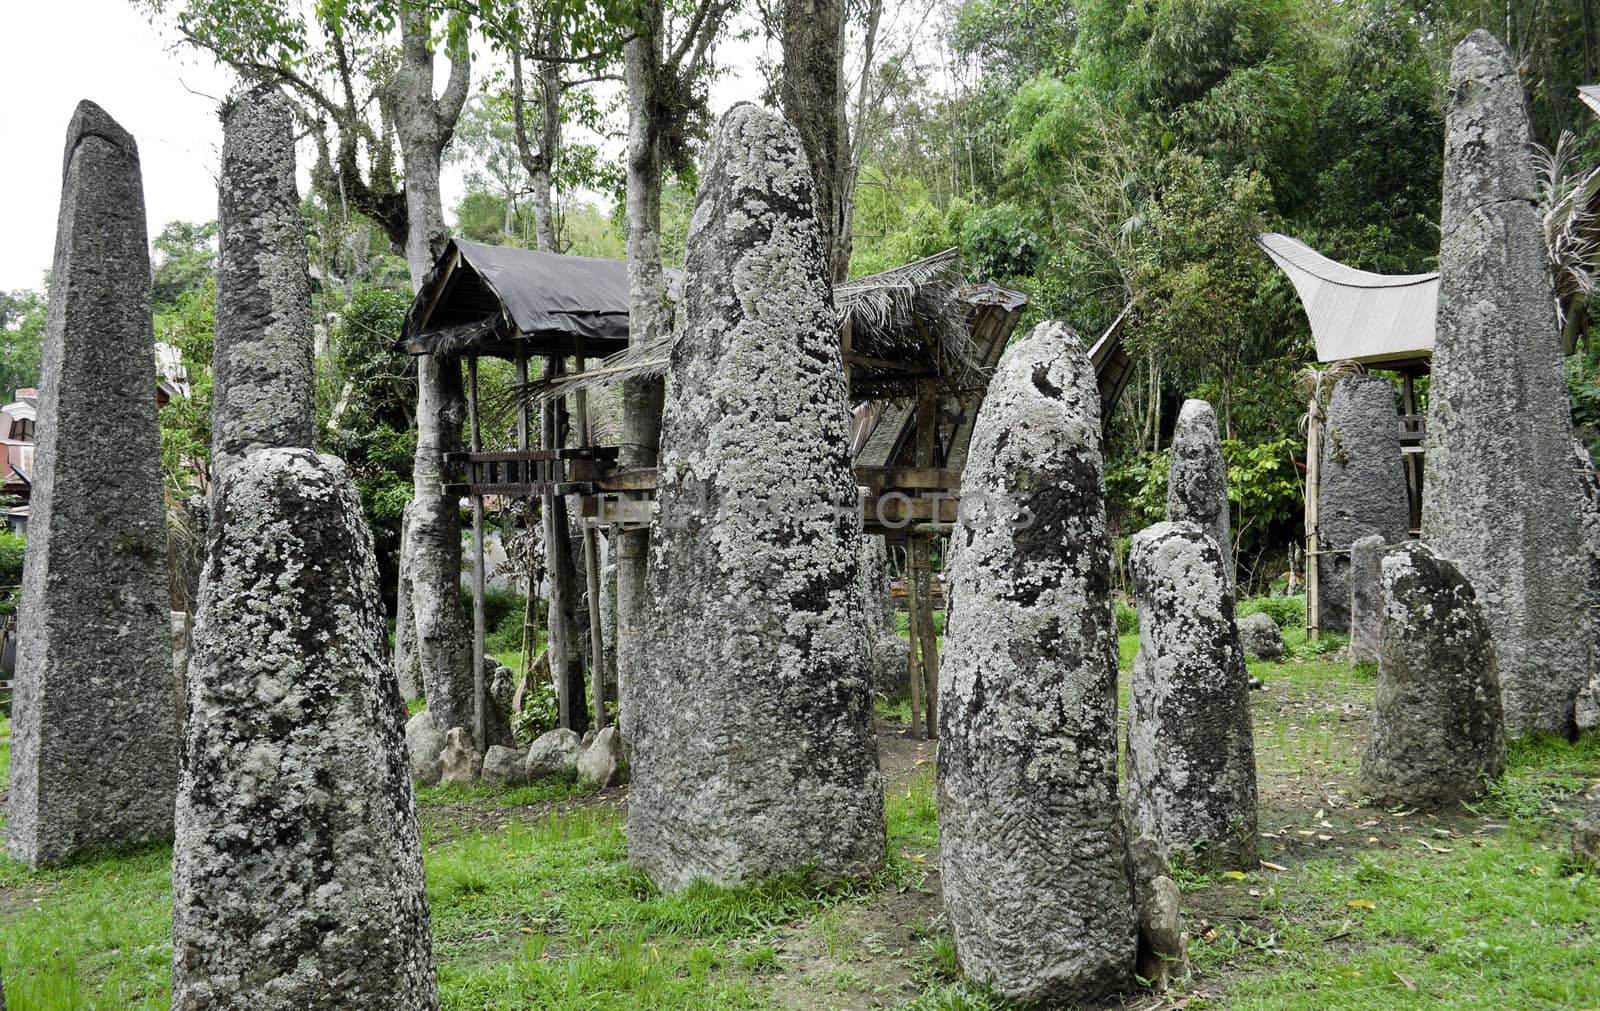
[
  {"left": 1393, "top": 970, "right": 1416, "bottom": 991},
  {"left": 1348, "top": 899, "right": 1375, "bottom": 910},
  {"left": 1261, "top": 860, "right": 1289, "bottom": 871},
  {"left": 1224, "top": 870, "right": 1247, "bottom": 880}
]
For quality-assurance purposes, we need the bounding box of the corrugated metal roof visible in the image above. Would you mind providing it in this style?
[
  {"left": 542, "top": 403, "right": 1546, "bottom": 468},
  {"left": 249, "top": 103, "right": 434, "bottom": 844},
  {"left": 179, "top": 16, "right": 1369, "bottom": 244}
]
[{"left": 1256, "top": 233, "right": 1437, "bottom": 366}]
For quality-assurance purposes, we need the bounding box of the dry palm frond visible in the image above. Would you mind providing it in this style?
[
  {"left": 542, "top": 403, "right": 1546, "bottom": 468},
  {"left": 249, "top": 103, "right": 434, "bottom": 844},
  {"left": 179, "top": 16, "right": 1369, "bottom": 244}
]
[
  {"left": 1535, "top": 131, "right": 1600, "bottom": 353},
  {"left": 1296, "top": 360, "right": 1363, "bottom": 436}
]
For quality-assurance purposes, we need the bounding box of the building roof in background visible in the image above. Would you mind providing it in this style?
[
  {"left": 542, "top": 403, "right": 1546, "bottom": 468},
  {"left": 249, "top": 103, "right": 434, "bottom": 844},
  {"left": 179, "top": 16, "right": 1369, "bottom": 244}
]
[
  {"left": 1256, "top": 232, "right": 1437, "bottom": 367},
  {"left": 1580, "top": 84, "right": 1600, "bottom": 119}
]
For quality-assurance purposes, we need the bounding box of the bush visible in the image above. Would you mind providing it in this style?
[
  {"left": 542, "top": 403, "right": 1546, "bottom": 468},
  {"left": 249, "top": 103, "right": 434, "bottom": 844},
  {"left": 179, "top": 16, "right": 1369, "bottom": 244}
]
[
  {"left": 1237, "top": 594, "right": 1304, "bottom": 629},
  {"left": 460, "top": 587, "right": 529, "bottom": 656},
  {"left": 1115, "top": 601, "right": 1139, "bottom": 636}
]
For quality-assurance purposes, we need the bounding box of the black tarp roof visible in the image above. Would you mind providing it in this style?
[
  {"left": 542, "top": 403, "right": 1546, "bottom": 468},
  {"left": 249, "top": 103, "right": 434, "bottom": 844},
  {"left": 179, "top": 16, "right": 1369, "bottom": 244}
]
[{"left": 398, "top": 239, "right": 636, "bottom": 359}]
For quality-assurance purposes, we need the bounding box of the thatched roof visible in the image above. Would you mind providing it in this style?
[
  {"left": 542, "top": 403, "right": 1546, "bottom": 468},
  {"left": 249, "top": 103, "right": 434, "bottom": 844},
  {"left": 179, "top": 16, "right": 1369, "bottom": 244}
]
[{"left": 544, "top": 248, "right": 1019, "bottom": 403}]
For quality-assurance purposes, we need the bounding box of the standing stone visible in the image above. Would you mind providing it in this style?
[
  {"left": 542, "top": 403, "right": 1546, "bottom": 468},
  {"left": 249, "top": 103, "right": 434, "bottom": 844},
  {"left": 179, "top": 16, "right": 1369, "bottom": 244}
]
[
  {"left": 1348, "top": 534, "right": 1388, "bottom": 665},
  {"left": 860, "top": 535, "right": 908, "bottom": 696},
  {"left": 406, "top": 710, "right": 447, "bottom": 786},
  {"left": 1318, "top": 375, "right": 1408, "bottom": 630},
  {"left": 1571, "top": 440, "right": 1600, "bottom": 731},
  {"left": 210, "top": 84, "right": 315, "bottom": 487},
  {"left": 439, "top": 727, "right": 483, "bottom": 786},
  {"left": 172, "top": 449, "right": 436, "bottom": 1010},
  {"left": 1421, "top": 30, "right": 1592, "bottom": 738},
  {"left": 578, "top": 724, "right": 625, "bottom": 789},
  {"left": 172, "top": 610, "right": 194, "bottom": 737},
  {"left": 1127, "top": 521, "right": 1258, "bottom": 870},
  {"left": 1166, "top": 399, "right": 1232, "bottom": 593},
  {"left": 1358, "top": 541, "right": 1506, "bottom": 807},
  {"left": 1572, "top": 785, "right": 1600, "bottom": 872},
  {"left": 394, "top": 500, "right": 421, "bottom": 701},
  {"left": 938, "top": 322, "right": 1135, "bottom": 1004},
  {"left": 627, "top": 104, "right": 885, "bottom": 890},
  {"left": 6, "top": 101, "right": 175, "bottom": 868}
]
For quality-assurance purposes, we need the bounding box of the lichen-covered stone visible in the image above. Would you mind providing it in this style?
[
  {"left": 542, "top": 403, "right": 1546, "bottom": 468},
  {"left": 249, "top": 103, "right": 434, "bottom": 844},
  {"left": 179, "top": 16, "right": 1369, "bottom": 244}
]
[
  {"left": 440, "top": 727, "right": 482, "bottom": 786},
  {"left": 482, "top": 745, "right": 529, "bottom": 787},
  {"left": 524, "top": 728, "right": 581, "bottom": 781},
  {"left": 1318, "top": 375, "right": 1408, "bottom": 630},
  {"left": 938, "top": 321, "right": 1135, "bottom": 1004},
  {"left": 1166, "top": 399, "right": 1232, "bottom": 594},
  {"left": 872, "top": 633, "right": 911, "bottom": 697},
  {"left": 1348, "top": 534, "right": 1389, "bottom": 665},
  {"left": 406, "top": 710, "right": 446, "bottom": 786},
  {"left": 1358, "top": 541, "right": 1506, "bottom": 807},
  {"left": 627, "top": 104, "right": 885, "bottom": 890},
  {"left": 394, "top": 500, "right": 421, "bottom": 701},
  {"left": 1571, "top": 440, "right": 1600, "bottom": 731},
  {"left": 578, "top": 725, "right": 625, "bottom": 789},
  {"left": 1127, "top": 521, "right": 1258, "bottom": 870},
  {"left": 1237, "top": 611, "right": 1284, "bottom": 662},
  {"left": 1571, "top": 785, "right": 1600, "bottom": 871},
  {"left": 482, "top": 657, "right": 517, "bottom": 751},
  {"left": 210, "top": 85, "right": 315, "bottom": 486},
  {"left": 172, "top": 448, "right": 436, "bottom": 1010},
  {"left": 1421, "top": 30, "right": 1592, "bottom": 738},
  {"left": 7, "top": 101, "right": 175, "bottom": 868},
  {"left": 172, "top": 610, "right": 194, "bottom": 737}
]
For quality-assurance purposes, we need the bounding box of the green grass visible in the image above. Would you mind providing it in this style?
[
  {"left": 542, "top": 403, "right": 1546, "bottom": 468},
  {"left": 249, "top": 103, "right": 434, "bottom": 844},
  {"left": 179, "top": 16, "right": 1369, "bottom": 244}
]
[{"left": 3, "top": 629, "right": 1599, "bottom": 1009}]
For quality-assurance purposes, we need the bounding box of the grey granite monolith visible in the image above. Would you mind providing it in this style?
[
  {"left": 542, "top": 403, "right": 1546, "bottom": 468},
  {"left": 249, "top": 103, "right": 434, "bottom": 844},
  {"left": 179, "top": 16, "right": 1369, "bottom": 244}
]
[
  {"left": 1166, "top": 399, "right": 1232, "bottom": 593},
  {"left": 1571, "top": 440, "right": 1600, "bottom": 731},
  {"left": 1127, "top": 521, "right": 1258, "bottom": 870},
  {"left": 938, "top": 321, "right": 1136, "bottom": 1004},
  {"left": 171, "top": 449, "right": 436, "bottom": 1010},
  {"left": 1358, "top": 541, "right": 1505, "bottom": 807},
  {"left": 394, "top": 500, "right": 421, "bottom": 701},
  {"left": 1421, "top": 30, "right": 1593, "bottom": 738},
  {"left": 1318, "top": 375, "right": 1408, "bottom": 630},
  {"left": 209, "top": 84, "right": 315, "bottom": 487},
  {"left": 627, "top": 104, "right": 885, "bottom": 891},
  {"left": 6, "top": 101, "right": 176, "bottom": 868},
  {"left": 1348, "top": 534, "right": 1389, "bottom": 665}
]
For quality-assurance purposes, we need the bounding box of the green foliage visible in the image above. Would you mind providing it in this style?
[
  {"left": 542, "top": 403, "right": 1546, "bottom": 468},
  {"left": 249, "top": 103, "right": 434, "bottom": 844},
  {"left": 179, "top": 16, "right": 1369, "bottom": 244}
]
[
  {"left": 150, "top": 220, "right": 217, "bottom": 313},
  {"left": 0, "top": 528, "right": 24, "bottom": 616},
  {"left": 1237, "top": 593, "right": 1305, "bottom": 630},
  {"left": 957, "top": 202, "right": 1044, "bottom": 279},
  {"left": 155, "top": 280, "right": 216, "bottom": 498},
  {"left": 1115, "top": 600, "right": 1139, "bottom": 636},
  {"left": 0, "top": 288, "right": 46, "bottom": 396}
]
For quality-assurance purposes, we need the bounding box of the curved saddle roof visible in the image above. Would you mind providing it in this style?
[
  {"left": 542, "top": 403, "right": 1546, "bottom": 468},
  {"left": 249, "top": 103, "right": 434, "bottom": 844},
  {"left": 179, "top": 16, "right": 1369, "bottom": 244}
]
[{"left": 1257, "top": 232, "right": 1437, "bottom": 367}]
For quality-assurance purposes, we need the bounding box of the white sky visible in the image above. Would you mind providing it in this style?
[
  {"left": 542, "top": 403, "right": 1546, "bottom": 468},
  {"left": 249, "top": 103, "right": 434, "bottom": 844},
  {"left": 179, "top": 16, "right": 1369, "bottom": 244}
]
[{"left": 0, "top": 0, "right": 931, "bottom": 293}]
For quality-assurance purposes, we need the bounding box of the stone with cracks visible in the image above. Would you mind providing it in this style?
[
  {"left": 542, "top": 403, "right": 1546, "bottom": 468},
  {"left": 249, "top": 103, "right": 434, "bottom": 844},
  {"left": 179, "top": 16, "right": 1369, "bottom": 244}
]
[
  {"left": 1318, "top": 375, "right": 1408, "bottom": 630},
  {"left": 1571, "top": 440, "right": 1600, "bottom": 731},
  {"left": 171, "top": 448, "right": 436, "bottom": 1010},
  {"left": 1358, "top": 541, "right": 1506, "bottom": 807},
  {"left": 209, "top": 84, "right": 315, "bottom": 487},
  {"left": 1127, "top": 521, "right": 1258, "bottom": 869},
  {"left": 1421, "top": 30, "right": 1593, "bottom": 738},
  {"left": 524, "top": 728, "right": 581, "bottom": 781},
  {"left": 1237, "top": 612, "right": 1284, "bottom": 662},
  {"left": 1166, "top": 399, "right": 1232, "bottom": 593},
  {"left": 578, "top": 725, "right": 625, "bottom": 789},
  {"left": 938, "top": 321, "right": 1135, "bottom": 1004},
  {"left": 1348, "top": 534, "right": 1389, "bottom": 665},
  {"left": 1128, "top": 836, "right": 1187, "bottom": 991},
  {"left": 627, "top": 104, "right": 885, "bottom": 890},
  {"left": 7, "top": 101, "right": 175, "bottom": 868},
  {"left": 482, "top": 745, "right": 529, "bottom": 787},
  {"left": 394, "top": 500, "right": 421, "bottom": 701},
  {"left": 440, "top": 727, "right": 482, "bottom": 786},
  {"left": 406, "top": 710, "right": 446, "bottom": 786}
]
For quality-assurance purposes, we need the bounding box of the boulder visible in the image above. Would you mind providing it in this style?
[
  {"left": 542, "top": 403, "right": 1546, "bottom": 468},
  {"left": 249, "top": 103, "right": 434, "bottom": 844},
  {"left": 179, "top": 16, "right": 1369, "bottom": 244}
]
[
  {"left": 1571, "top": 785, "right": 1600, "bottom": 872},
  {"left": 1128, "top": 836, "right": 1187, "bottom": 991},
  {"left": 405, "top": 710, "right": 447, "bottom": 786},
  {"left": 938, "top": 321, "right": 1136, "bottom": 1004},
  {"left": 6, "top": 101, "right": 176, "bottom": 869},
  {"left": 1421, "top": 30, "right": 1594, "bottom": 738},
  {"left": 524, "top": 728, "right": 582, "bottom": 781},
  {"left": 439, "top": 727, "right": 483, "bottom": 787},
  {"left": 481, "top": 745, "right": 529, "bottom": 787},
  {"left": 1237, "top": 611, "right": 1284, "bottom": 662},
  {"left": 1359, "top": 541, "right": 1506, "bottom": 806},
  {"left": 1166, "top": 399, "right": 1232, "bottom": 594},
  {"left": 171, "top": 448, "right": 436, "bottom": 1010},
  {"left": 1348, "top": 534, "right": 1389, "bottom": 665},
  {"left": 578, "top": 725, "right": 625, "bottom": 790},
  {"left": 1127, "top": 522, "right": 1258, "bottom": 870},
  {"left": 1317, "top": 375, "right": 1408, "bottom": 630},
  {"left": 626, "top": 104, "right": 885, "bottom": 890}
]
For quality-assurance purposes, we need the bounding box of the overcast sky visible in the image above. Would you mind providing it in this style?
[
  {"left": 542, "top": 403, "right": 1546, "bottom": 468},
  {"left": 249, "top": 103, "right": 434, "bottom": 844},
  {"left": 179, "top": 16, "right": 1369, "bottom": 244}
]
[{"left": 1, "top": 0, "right": 781, "bottom": 293}]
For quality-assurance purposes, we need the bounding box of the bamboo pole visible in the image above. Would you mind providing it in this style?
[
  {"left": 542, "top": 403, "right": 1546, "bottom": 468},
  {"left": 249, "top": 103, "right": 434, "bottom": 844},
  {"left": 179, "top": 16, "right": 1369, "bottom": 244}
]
[
  {"left": 903, "top": 541, "right": 924, "bottom": 738},
  {"left": 1304, "top": 395, "right": 1322, "bottom": 643},
  {"left": 911, "top": 534, "right": 939, "bottom": 740},
  {"left": 515, "top": 346, "right": 537, "bottom": 691},
  {"left": 467, "top": 355, "right": 488, "bottom": 749},
  {"left": 573, "top": 344, "right": 608, "bottom": 731}
]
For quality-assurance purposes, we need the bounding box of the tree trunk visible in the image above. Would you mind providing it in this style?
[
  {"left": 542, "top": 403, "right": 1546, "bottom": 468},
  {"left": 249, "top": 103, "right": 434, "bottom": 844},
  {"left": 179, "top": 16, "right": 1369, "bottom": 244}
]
[
  {"left": 616, "top": 15, "right": 670, "bottom": 729},
  {"left": 780, "top": 0, "right": 849, "bottom": 282},
  {"left": 390, "top": 7, "right": 474, "bottom": 739}
]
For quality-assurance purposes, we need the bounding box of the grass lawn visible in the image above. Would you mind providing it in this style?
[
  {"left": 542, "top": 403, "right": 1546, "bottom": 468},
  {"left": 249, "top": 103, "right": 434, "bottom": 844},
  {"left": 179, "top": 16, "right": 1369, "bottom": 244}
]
[{"left": 1, "top": 609, "right": 1597, "bottom": 1009}]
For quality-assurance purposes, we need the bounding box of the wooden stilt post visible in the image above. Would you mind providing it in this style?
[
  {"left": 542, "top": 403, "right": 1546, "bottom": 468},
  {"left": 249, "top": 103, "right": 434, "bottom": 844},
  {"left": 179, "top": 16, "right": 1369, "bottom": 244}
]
[
  {"left": 515, "top": 346, "right": 537, "bottom": 697},
  {"left": 903, "top": 540, "right": 924, "bottom": 738},
  {"left": 1402, "top": 370, "right": 1422, "bottom": 536},
  {"left": 574, "top": 342, "right": 608, "bottom": 731},
  {"left": 1305, "top": 394, "right": 1322, "bottom": 643},
  {"left": 912, "top": 534, "right": 939, "bottom": 739},
  {"left": 467, "top": 355, "right": 488, "bottom": 749},
  {"left": 541, "top": 359, "right": 570, "bottom": 728}
]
